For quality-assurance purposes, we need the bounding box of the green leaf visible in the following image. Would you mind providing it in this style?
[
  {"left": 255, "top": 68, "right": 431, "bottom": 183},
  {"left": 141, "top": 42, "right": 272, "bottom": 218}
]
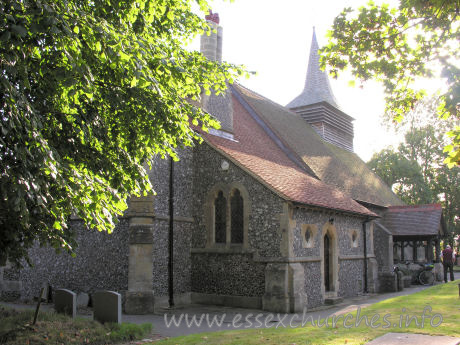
[
  {"left": 0, "top": 31, "right": 11, "bottom": 42},
  {"left": 11, "top": 25, "right": 27, "bottom": 37},
  {"left": 0, "top": 0, "right": 248, "bottom": 267}
]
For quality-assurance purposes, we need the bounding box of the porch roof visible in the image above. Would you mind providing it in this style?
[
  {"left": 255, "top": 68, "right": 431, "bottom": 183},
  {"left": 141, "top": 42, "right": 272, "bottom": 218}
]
[{"left": 381, "top": 204, "right": 445, "bottom": 238}]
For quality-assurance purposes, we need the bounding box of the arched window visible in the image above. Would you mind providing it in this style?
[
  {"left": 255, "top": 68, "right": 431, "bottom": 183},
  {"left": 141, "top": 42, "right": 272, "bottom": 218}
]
[
  {"left": 207, "top": 183, "right": 250, "bottom": 249},
  {"left": 214, "top": 191, "right": 226, "bottom": 244},
  {"left": 230, "top": 189, "right": 244, "bottom": 244}
]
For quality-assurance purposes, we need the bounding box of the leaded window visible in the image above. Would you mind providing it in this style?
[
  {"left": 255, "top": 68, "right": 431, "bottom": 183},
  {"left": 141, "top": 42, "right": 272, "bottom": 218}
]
[
  {"left": 214, "top": 191, "right": 226, "bottom": 243},
  {"left": 230, "top": 189, "right": 244, "bottom": 244},
  {"left": 305, "top": 228, "right": 311, "bottom": 243}
]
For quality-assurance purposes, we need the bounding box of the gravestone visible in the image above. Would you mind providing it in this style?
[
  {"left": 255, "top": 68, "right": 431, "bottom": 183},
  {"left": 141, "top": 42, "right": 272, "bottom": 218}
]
[
  {"left": 93, "top": 291, "right": 121, "bottom": 324},
  {"left": 54, "top": 289, "right": 76, "bottom": 318},
  {"left": 39, "top": 283, "right": 51, "bottom": 302},
  {"left": 77, "top": 292, "right": 89, "bottom": 307},
  {"left": 402, "top": 275, "right": 411, "bottom": 288}
]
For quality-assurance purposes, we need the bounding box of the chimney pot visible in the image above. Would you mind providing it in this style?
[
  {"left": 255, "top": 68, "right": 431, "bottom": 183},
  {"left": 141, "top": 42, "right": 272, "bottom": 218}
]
[{"left": 205, "top": 10, "right": 220, "bottom": 24}]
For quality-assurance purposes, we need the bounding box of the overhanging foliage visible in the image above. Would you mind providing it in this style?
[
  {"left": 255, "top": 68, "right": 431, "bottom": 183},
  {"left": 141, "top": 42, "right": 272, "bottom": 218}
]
[
  {"left": 321, "top": 0, "right": 459, "bottom": 166},
  {"left": 0, "top": 0, "right": 248, "bottom": 265}
]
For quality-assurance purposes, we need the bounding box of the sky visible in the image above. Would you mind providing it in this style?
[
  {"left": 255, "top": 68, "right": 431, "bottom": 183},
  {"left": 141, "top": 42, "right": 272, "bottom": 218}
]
[{"left": 190, "top": 0, "right": 407, "bottom": 161}]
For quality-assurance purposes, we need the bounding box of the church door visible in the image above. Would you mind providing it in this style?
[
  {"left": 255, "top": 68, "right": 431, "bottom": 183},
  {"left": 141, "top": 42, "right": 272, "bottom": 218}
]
[{"left": 324, "top": 234, "right": 331, "bottom": 292}]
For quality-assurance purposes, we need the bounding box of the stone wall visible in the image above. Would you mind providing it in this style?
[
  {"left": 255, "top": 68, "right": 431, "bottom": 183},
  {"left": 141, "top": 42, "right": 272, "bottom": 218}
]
[
  {"left": 338, "top": 259, "right": 364, "bottom": 297},
  {"left": 148, "top": 148, "right": 193, "bottom": 301},
  {"left": 191, "top": 253, "right": 265, "bottom": 296},
  {"left": 292, "top": 208, "right": 367, "bottom": 258},
  {"left": 19, "top": 218, "right": 130, "bottom": 301},
  {"left": 149, "top": 148, "right": 193, "bottom": 219},
  {"left": 17, "top": 147, "right": 194, "bottom": 304},
  {"left": 191, "top": 143, "right": 285, "bottom": 298},
  {"left": 152, "top": 219, "right": 192, "bottom": 297},
  {"left": 292, "top": 207, "right": 369, "bottom": 308},
  {"left": 374, "top": 222, "right": 393, "bottom": 273},
  {"left": 0, "top": 262, "right": 21, "bottom": 301},
  {"left": 302, "top": 261, "right": 322, "bottom": 309}
]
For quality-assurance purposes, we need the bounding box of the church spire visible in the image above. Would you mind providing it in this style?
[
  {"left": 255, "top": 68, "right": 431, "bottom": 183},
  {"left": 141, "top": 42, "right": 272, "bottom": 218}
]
[
  {"left": 287, "top": 28, "right": 339, "bottom": 109},
  {"left": 286, "top": 28, "right": 354, "bottom": 152}
]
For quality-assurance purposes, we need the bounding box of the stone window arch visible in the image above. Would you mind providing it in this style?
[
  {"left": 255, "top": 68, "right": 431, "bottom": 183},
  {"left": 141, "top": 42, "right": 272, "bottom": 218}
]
[{"left": 205, "top": 182, "right": 251, "bottom": 249}]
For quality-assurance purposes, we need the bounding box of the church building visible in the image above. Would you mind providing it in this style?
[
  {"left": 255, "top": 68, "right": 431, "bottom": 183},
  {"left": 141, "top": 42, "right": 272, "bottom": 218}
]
[{"left": 0, "top": 14, "right": 445, "bottom": 313}]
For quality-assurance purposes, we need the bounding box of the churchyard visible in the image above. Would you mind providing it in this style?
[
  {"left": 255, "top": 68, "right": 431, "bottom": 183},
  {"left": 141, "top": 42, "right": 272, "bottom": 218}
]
[
  {"left": 153, "top": 281, "right": 460, "bottom": 345},
  {"left": 1, "top": 280, "right": 458, "bottom": 344}
]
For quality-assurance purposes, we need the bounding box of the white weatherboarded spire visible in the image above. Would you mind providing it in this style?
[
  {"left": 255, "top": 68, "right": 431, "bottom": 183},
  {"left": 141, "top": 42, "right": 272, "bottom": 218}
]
[{"left": 287, "top": 28, "right": 339, "bottom": 109}]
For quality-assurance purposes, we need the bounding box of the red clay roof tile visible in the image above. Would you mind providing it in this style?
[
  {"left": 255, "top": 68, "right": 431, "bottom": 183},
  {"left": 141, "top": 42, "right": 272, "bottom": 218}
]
[
  {"left": 200, "top": 93, "right": 376, "bottom": 217},
  {"left": 382, "top": 204, "right": 444, "bottom": 236}
]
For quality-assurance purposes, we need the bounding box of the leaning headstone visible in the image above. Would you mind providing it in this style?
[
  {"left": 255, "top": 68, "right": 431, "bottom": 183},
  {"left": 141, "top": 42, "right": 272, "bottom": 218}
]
[
  {"left": 77, "top": 292, "right": 89, "bottom": 307},
  {"left": 93, "top": 291, "right": 121, "bottom": 324},
  {"left": 54, "top": 289, "right": 76, "bottom": 318},
  {"left": 40, "top": 283, "right": 50, "bottom": 302}
]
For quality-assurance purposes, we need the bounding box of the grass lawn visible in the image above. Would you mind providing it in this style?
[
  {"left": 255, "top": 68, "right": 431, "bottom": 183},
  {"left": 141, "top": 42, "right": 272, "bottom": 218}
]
[
  {"left": 0, "top": 306, "right": 151, "bottom": 345},
  {"left": 154, "top": 281, "right": 460, "bottom": 345}
]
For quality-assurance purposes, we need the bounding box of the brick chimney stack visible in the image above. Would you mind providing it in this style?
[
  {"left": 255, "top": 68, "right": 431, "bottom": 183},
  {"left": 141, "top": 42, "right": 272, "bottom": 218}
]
[
  {"left": 199, "top": 11, "right": 233, "bottom": 135},
  {"left": 200, "top": 11, "right": 223, "bottom": 63}
]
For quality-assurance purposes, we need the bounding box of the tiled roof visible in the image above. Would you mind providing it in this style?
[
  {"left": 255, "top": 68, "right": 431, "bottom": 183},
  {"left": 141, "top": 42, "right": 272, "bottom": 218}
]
[
  {"left": 287, "top": 29, "right": 339, "bottom": 109},
  {"left": 200, "top": 92, "right": 376, "bottom": 217},
  {"left": 381, "top": 204, "right": 444, "bottom": 237},
  {"left": 234, "top": 84, "right": 404, "bottom": 207}
]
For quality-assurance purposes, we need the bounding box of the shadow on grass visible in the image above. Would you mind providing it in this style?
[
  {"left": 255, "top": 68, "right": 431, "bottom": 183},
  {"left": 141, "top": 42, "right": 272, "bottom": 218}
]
[
  {"left": 0, "top": 306, "right": 151, "bottom": 345},
  {"left": 153, "top": 280, "right": 460, "bottom": 345}
]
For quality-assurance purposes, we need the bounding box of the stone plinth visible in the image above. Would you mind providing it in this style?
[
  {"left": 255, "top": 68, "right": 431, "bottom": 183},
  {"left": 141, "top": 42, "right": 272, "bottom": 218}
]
[
  {"left": 262, "top": 263, "right": 307, "bottom": 313},
  {"left": 378, "top": 272, "right": 398, "bottom": 293},
  {"left": 124, "top": 195, "right": 155, "bottom": 314},
  {"left": 125, "top": 290, "right": 155, "bottom": 315}
]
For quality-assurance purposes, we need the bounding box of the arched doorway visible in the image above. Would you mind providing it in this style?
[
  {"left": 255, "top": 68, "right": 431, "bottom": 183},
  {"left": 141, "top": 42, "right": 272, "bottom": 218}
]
[{"left": 321, "top": 222, "right": 339, "bottom": 297}]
